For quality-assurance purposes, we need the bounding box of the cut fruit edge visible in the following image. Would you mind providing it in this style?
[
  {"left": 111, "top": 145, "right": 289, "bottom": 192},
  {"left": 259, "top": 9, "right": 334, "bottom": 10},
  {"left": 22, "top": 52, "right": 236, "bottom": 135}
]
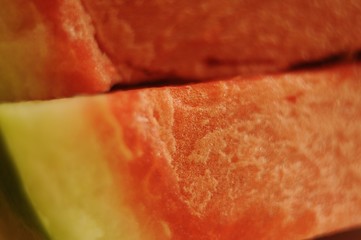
[{"left": 0, "top": 63, "right": 361, "bottom": 239}]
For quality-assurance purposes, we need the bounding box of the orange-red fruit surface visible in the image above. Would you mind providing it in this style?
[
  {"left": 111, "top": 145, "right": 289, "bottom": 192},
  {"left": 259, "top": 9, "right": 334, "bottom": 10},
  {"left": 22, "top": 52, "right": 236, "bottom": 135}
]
[
  {"left": 97, "top": 63, "right": 361, "bottom": 239},
  {"left": 2, "top": 0, "right": 361, "bottom": 100},
  {"left": 83, "top": 0, "right": 361, "bottom": 82},
  {"left": 0, "top": 63, "right": 361, "bottom": 239},
  {"left": 0, "top": 0, "right": 116, "bottom": 101}
]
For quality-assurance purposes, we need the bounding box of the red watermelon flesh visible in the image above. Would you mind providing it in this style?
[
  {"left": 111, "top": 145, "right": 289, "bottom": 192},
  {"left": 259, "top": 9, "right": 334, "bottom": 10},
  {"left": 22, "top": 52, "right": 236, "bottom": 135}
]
[
  {"left": 104, "top": 63, "right": 361, "bottom": 239},
  {"left": 1, "top": 0, "right": 361, "bottom": 101},
  {"left": 0, "top": 0, "right": 117, "bottom": 101},
  {"left": 82, "top": 0, "right": 361, "bottom": 82},
  {"left": 0, "top": 63, "right": 360, "bottom": 239}
]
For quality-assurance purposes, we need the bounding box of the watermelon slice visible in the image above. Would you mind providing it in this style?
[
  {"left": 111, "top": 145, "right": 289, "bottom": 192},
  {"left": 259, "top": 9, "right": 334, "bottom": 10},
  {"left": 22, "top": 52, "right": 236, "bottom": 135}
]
[
  {"left": 1, "top": 0, "right": 361, "bottom": 101},
  {"left": 0, "top": 63, "right": 360, "bottom": 239},
  {"left": 82, "top": 0, "right": 361, "bottom": 82},
  {"left": 0, "top": 0, "right": 117, "bottom": 101}
]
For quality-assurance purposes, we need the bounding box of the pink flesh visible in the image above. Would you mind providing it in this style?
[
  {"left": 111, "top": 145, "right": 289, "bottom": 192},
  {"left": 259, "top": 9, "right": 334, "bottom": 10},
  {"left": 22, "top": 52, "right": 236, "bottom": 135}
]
[
  {"left": 82, "top": 0, "right": 361, "bottom": 82},
  {"left": 0, "top": 0, "right": 117, "bottom": 101},
  {"left": 88, "top": 63, "right": 361, "bottom": 239}
]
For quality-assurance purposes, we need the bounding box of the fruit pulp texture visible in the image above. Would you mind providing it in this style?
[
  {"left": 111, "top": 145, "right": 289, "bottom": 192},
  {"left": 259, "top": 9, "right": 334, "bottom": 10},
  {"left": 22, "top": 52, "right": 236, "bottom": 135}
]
[
  {"left": 1, "top": 63, "right": 361, "bottom": 239},
  {"left": 0, "top": 0, "right": 116, "bottom": 101},
  {"left": 82, "top": 0, "right": 361, "bottom": 81},
  {"left": 2, "top": 0, "right": 361, "bottom": 101},
  {"left": 103, "top": 64, "right": 361, "bottom": 239}
]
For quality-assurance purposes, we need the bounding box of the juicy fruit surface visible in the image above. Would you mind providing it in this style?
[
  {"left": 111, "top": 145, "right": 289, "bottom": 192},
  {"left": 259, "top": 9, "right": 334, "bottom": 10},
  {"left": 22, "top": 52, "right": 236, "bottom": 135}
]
[
  {"left": 1, "top": 64, "right": 361, "bottom": 239},
  {"left": 107, "top": 64, "right": 361, "bottom": 239},
  {"left": 2, "top": 0, "right": 361, "bottom": 101},
  {"left": 82, "top": 0, "right": 361, "bottom": 82},
  {"left": 0, "top": 99, "right": 145, "bottom": 240},
  {"left": 0, "top": 0, "right": 116, "bottom": 101},
  {"left": 0, "top": 134, "right": 47, "bottom": 240}
]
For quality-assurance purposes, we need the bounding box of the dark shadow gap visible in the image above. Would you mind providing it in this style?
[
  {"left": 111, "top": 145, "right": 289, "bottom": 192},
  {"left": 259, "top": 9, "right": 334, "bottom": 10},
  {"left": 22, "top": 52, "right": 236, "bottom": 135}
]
[
  {"left": 288, "top": 52, "right": 353, "bottom": 71},
  {"left": 288, "top": 50, "right": 361, "bottom": 72},
  {"left": 110, "top": 76, "right": 199, "bottom": 92},
  {"left": 0, "top": 131, "right": 49, "bottom": 239},
  {"left": 204, "top": 57, "right": 274, "bottom": 67},
  {"left": 109, "top": 50, "right": 361, "bottom": 92},
  {"left": 312, "top": 227, "right": 361, "bottom": 240},
  {"left": 355, "top": 51, "right": 361, "bottom": 61}
]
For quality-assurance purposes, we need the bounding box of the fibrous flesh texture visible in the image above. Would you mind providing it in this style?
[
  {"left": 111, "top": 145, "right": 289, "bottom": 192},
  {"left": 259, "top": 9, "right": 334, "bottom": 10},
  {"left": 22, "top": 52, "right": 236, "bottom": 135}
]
[
  {"left": 82, "top": 0, "right": 361, "bottom": 82},
  {"left": 0, "top": 63, "right": 361, "bottom": 239},
  {"left": 0, "top": 0, "right": 116, "bottom": 101},
  {"left": 1, "top": 0, "right": 361, "bottom": 100}
]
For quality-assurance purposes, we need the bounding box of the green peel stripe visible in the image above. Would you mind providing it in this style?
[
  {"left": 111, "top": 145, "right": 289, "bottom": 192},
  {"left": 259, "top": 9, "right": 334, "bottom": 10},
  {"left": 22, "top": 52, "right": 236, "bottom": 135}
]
[{"left": 0, "top": 130, "right": 49, "bottom": 240}]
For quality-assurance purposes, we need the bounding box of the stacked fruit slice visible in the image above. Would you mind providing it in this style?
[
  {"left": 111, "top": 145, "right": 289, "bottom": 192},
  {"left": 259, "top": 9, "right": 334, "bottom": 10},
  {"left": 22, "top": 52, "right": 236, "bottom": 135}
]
[
  {"left": 1, "top": 0, "right": 361, "bottom": 101},
  {"left": 1, "top": 64, "right": 361, "bottom": 239},
  {"left": 0, "top": 1, "right": 361, "bottom": 240},
  {"left": 0, "top": 0, "right": 116, "bottom": 101}
]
